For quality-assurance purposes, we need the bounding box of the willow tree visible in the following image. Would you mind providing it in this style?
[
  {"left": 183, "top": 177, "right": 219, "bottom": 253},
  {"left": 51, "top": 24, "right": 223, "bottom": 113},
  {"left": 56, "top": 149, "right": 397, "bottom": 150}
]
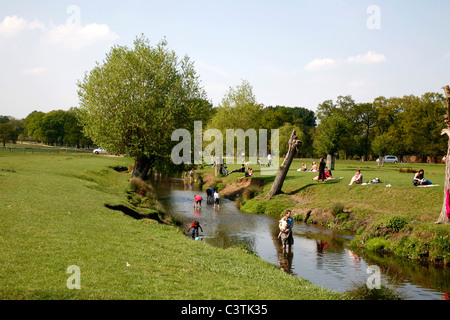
[{"left": 77, "top": 36, "right": 208, "bottom": 180}]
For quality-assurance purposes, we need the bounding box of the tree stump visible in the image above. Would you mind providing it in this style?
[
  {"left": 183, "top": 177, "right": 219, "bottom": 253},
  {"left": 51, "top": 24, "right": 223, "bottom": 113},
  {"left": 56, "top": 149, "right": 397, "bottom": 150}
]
[{"left": 265, "top": 130, "right": 302, "bottom": 200}]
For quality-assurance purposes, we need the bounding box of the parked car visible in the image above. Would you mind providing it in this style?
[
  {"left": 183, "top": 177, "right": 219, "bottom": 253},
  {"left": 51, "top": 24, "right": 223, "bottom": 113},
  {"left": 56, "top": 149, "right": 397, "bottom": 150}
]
[
  {"left": 383, "top": 155, "right": 398, "bottom": 163},
  {"left": 93, "top": 148, "right": 107, "bottom": 154}
]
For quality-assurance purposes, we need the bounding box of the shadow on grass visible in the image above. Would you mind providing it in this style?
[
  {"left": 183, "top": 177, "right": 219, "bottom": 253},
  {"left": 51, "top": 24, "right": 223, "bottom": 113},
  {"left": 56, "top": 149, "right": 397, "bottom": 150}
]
[
  {"left": 287, "top": 179, "right": 342, "bottom": 195},
  {"left": 104, "top": 204, "right": 164, "bottom": 223}
]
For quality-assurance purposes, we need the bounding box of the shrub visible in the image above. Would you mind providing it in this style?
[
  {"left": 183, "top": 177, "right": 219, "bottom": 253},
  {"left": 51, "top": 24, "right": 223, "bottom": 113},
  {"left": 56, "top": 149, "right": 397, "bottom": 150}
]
[
  {"left": 386, "top": 216, "right": 408, "bottom": 232},
  {"left": 128, "top": 177, "right": 152, "bottom": 198},
  {"left": 330, "top": 202, "right": 345, "bottom": 217}
]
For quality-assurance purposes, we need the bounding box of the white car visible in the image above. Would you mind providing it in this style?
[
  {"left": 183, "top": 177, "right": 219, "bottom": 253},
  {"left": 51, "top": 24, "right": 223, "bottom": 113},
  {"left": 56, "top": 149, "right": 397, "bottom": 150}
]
[
  {"left": 93, "top": 148, "right": 107, "bottom": 154},
  {"left": 383, "top": 155, "right": 398, "bottom": 163}
]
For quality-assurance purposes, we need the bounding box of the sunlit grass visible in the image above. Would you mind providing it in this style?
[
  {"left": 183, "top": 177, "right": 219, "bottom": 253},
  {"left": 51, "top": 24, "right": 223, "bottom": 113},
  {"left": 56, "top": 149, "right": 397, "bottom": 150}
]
[{"left": 0, "top": 151, "right": 341, "bottom": 300}]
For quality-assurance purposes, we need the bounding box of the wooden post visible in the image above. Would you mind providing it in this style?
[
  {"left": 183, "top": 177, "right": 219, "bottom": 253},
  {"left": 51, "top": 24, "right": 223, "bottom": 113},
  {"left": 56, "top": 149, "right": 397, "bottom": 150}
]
[{"left": 438, "top": 85, "right": 450, "bottom": 224}]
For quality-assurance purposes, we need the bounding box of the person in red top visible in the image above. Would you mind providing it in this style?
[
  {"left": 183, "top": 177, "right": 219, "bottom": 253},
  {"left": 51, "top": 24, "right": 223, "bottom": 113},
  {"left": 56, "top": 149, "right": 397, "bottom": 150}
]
[
  {"left": 194, "top": 195, "right": 202, "bottom": 208},
  {"left": 188, "top": 220, "right": 203, "bottom": 239}
]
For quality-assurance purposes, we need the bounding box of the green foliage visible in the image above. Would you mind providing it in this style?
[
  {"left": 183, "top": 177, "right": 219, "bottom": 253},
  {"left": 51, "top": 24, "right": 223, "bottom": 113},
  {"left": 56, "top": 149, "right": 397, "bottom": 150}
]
[
  {"left": 385, "top": 216, "right": 408, "bottom": 232},
  {"left": 330, "top": 202, "right": 345, "bottom": 217},
  {"left": 209, "top": 80, "right": 262, "bottom": 131},
  {"left": 77, "top": 35, "right": 209, "bottom": 168}
]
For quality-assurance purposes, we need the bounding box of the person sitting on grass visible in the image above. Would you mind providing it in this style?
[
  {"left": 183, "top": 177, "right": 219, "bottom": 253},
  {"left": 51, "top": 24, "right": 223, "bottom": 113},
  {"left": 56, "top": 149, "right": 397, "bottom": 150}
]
[
  {"left": 348, "top": 170, "right": 363, "bottom": 185},
  {"left": 412, "top": 169, "right": 432, "bottom": 186},
  {"left": 237, "top": 167, "right": 254, "bottom": 181},
  {"left": 230, "top": 164, "right": 246, "bottom": 174},
  {"left": 312, "top": 166, "right": 334, "bottom": 181}
]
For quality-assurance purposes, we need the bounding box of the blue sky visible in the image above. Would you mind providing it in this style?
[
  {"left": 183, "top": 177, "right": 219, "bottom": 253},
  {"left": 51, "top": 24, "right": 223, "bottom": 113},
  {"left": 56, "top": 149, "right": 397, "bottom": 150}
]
[{"left": 1, "top": 0, "right": 449, "bottom": 119}]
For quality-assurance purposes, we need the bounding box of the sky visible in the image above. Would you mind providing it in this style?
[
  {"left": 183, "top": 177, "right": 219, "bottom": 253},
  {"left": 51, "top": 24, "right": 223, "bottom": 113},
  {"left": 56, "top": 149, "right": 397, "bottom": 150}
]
[{"left": 1, "top": 0, "right": 449, "bottom": 119}]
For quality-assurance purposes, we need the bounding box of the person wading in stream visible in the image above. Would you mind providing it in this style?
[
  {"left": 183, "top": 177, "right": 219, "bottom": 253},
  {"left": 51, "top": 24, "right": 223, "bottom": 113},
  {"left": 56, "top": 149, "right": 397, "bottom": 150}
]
[{"left": 282, "top": 210, "right": 294, "bottom": 253}]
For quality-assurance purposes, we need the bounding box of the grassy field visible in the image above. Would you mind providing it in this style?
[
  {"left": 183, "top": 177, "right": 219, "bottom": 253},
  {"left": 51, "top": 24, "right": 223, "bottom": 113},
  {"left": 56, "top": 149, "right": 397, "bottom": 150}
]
[
  {"left": 0, "top": 151, "right": 341, "bottom": 300},
  {"left": 202, "top": 158, "right": 450, "bottom": 264}
]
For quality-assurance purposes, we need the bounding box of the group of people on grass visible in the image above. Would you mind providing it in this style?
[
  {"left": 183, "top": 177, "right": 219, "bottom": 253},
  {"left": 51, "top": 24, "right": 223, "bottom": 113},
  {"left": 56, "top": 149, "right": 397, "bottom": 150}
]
[
  {"left": 346, "top": 168, "right": 432, "bottom": 186},
  {"left": 302, "top": 157, "right": 433, "bottom": 187}
]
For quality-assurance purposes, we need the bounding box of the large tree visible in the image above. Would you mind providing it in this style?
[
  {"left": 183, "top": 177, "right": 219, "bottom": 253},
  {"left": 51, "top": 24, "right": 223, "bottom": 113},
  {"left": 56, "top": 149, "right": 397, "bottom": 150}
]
[{"left": 77, "top": 36, "right": 208, "bottom": 180}]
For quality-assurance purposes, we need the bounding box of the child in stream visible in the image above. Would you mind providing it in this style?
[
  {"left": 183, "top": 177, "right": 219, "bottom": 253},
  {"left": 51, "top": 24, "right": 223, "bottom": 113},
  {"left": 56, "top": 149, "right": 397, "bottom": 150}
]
[{"left": 188, "top": 220, "right": 203, "bottom": 239}]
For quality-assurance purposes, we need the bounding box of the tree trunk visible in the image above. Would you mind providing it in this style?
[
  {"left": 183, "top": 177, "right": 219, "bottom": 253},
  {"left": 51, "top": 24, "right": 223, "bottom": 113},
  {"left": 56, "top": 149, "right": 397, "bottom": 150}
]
[
  {"left": 131, "top": 154, "right": 152, "bottom": 180},
  {"left": 326, "top": 154, "right": 335, "bottom": 170},
  {"left": 438, "top": 85, "right": 450, "bottom": 224},
  {"left": 265, "top": 130, "right": 302, "bottom": 200}
]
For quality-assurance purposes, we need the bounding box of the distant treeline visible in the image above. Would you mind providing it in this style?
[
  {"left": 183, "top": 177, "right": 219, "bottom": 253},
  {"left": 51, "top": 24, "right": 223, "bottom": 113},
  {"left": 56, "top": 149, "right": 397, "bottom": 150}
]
[
  {"left": 1, "top": 90, "right": 447, "bottom": 162},
  {"left": 0, "top": 109, "right": 93, "bottom": 148}
]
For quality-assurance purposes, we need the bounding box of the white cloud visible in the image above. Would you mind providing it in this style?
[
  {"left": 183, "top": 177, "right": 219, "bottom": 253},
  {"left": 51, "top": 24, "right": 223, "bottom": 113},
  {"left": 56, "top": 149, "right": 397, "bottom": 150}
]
[
  {"left": 0, "top": 15, "right": 118, "bottom": 49},
  {"left": 0, "top": 15, "right": 45, "bottom": 36},
  {"left": 46, "top": 23, "right": 119, "bottom": 49},
  {"left": 304, "top": 58, "right": 337, "bottom": 71},
  {"left": 304, "top": 51, "right": 386, "bottom": 71},
  {"left": 346, "top": 51, "right": 386, "bottom": 64}
]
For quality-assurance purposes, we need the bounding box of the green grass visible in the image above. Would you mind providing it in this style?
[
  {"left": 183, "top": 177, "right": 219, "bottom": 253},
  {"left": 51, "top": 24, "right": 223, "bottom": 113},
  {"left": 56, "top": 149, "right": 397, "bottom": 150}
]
[{"left": 0, "top": 151, "right": 340, "bottom": 300}]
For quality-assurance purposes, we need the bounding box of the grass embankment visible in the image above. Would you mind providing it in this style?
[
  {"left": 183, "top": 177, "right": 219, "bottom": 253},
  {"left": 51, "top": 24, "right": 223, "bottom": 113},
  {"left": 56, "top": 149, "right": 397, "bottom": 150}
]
[
  {"left": 0, "top": 151, "right": 340, "bottom": 300},
  {"left": 199, "top": 159, "right": 450, "bottom": 265}
]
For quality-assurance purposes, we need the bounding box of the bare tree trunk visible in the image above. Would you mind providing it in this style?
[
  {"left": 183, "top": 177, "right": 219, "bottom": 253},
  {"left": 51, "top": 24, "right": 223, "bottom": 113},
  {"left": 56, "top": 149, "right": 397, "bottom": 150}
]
[
  {"left": 438, "top": 85, "right": 450, "bottom": 224},
  {"left": 131, "top": 154, "right": 152, "bottom": 180},
  {"left": 265, "top": 130, "right": 302, "bottom": 200}
]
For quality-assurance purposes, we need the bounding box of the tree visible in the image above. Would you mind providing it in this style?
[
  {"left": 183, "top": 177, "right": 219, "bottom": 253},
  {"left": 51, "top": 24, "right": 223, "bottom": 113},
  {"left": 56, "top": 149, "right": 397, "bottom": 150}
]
[
  {"left": 23, "top": 111, "right": 45, "bottom": 142},
  {"left": 0, "top": 116, "right": 22, "bottom": 146},
  {"left": 78, "top": 36, "right": 208, "bottom": 180},
  {"left": 208, "top": 80, "right": 262, "bottom": 131},
  {"left": 265, "top": 130, "right": 302, "bottom": 200},
  {"left": 313, "top": 114, "right": 350, "bottom": 167},
  {"left": 207, "top": 80, "right": 263, "bottom": 165},
  {"left": 352, "top": 102, "right": 379, "bottom": 160}
]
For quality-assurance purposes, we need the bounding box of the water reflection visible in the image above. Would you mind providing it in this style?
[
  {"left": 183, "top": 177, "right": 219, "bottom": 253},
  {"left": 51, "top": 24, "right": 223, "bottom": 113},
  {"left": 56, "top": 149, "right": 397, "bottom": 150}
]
[{"left": 153, "top": 177, "right": 449, "bottom": 300}]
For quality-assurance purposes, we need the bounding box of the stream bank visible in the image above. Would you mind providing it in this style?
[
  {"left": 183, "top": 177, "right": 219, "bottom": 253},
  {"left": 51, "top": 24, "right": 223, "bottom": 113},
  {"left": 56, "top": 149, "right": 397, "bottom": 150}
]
[{"left": 198, "top": 172, "right": 450, "bottom": 267}]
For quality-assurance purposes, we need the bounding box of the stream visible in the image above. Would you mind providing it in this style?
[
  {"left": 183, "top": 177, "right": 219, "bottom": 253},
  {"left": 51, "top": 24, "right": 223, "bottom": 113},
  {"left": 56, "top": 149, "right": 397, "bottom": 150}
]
[{"left": 154, "top": 177, "right": 449, "bottom": 300}]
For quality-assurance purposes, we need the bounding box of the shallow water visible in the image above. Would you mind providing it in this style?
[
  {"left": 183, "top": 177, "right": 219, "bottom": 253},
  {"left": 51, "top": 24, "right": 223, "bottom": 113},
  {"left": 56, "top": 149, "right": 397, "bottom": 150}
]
[{"left": 154, "top": 177, "right": 450, "bottom": 300}]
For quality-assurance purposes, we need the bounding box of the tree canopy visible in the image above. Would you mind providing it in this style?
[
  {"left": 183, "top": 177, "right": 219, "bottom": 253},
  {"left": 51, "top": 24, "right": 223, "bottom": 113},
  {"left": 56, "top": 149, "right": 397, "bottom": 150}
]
[{"left": 77, "top": 35, "right": 211, "bottom": 179}]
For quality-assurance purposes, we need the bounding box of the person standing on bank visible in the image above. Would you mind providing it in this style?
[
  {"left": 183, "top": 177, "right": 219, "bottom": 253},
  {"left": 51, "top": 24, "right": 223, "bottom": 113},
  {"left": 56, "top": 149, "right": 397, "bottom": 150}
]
[{"left": 318, "top": 157, "right": 326, "bottom": 182}]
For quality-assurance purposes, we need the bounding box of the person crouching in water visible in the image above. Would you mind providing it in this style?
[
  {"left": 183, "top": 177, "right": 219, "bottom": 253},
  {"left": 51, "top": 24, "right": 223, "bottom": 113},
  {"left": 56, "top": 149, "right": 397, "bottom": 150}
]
[
  {"left": 188, "top": 220, "right": 203, "bottom": 239},
  {"left": 194, "top": 194, "right": 202, "bottom": 209}
]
